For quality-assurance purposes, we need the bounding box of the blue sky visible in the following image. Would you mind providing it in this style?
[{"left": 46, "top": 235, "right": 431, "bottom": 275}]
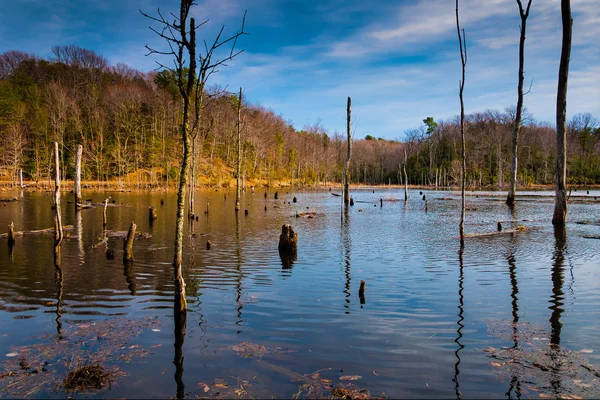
[{"left": 1, "top": 0, "right": 598, "bottom": 139}]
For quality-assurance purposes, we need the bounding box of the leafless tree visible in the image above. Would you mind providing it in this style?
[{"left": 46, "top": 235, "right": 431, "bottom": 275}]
[
  {"left": 142, "top": 0, "right": 247, "bottom": 311},
  {"left": 456, "top": 0, "right": 467, "bottom": 244},
  {"left": 507, "top": 0, "right": 532, "bottom": 206}
]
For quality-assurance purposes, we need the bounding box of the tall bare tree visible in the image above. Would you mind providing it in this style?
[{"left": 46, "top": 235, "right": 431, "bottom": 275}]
[
  {"left": 507, "top": 0, "right": 532, "bottom": 206},
  {"left": 456, "top": 0, "right": 468, "bottom": 243},
  {"left": 552, "top": 0, "right": 572, "bottom": 225},
  {"left": 344, "top": 97, "right": 352, "bottom": 205},
  {"left": 142, "top": 0, "right": 246, "bottom": 311}
]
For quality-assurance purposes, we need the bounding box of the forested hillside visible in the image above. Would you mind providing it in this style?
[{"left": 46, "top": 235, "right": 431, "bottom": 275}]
[{"left": 1, "top": 47, "right": 598, "bottom": 188}]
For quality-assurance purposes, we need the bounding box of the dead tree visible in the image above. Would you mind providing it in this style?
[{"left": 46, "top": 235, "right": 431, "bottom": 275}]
[
  {"left": 53, "top": 142, "right": 64, "bottom": 247},
  {"left": 344, "top": 97, "right": 352, "bottom": 205},
  {"left": 456, "top": 0, "right": 467, "bottom": 244},
  {"left": 235, "top": 88, "right": 242, "bottom": 212},
  {"left": 507, "top": 0, "right": 532, "bottom": 206},
  {"left": 403, "top": 148, "right": 408, "bottom": 202},
  {"left": 552, "top": 0, "right": 572, "bottom": 225},
  {"left": 74, "top": 144, "right": 83, "bottom": 210},
  {"left": 142, "top": 1, "right": 247, "bottom": 311}
]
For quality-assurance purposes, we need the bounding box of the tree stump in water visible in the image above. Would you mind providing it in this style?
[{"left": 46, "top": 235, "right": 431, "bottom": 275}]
[
  {"left": 293, "top": 196, "right": 297, "bottom": 203},
  {"left": 350, "top": 197, "right": 354, "bottom": 206},
  {"left": 123, "top": 221, "right": 136, "bottom": 261},
  {"left": 278, "top": 224, "right": 298, "bottom": 250},
  {"left": 274, "top": 191, "right": 279, "bottom": 200},
  {"left": 149, "top": 207, "right": 157, "bottom": 222},
  {"left": 8, "top": 222, "right": 15, "bottom": 247}
]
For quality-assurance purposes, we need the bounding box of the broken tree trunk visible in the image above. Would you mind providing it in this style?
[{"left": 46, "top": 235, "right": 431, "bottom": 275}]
[
  {"left": 149, "top": 206, "right": 158, "bottom": 222},
  {"left": 54, "top": 142, "right": 64, "bottom": 247},
  {"left": 403, "top": 149, "right": 408, "bottom": 202},
  {"left": 278, "top": 224, "right": 298, "bottom": 251},
  {"left": 552, "top": 0, "right": 572, "bottom": 226},
  {"left": 103, "top": 197, "right": 109, "bottom": 231},
  {"left": 8, "top": 222, "right": 15, "bottom": 247},
  {"left": 235, "top": 87, "right": 242, "bottom": 212},
  {"left": 344, "top": 97, "right": 352, "bottom": 205},
  {"left": 123, "top": 221, "right": 136, "bottom": 261},
  {"left": 74, "top": 144, "right": 83, "bottom": 210}
]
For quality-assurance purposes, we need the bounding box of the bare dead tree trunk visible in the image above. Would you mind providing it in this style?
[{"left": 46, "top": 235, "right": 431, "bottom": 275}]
[
  {"left": 53, "top": 142, "right": 64, "bottom": 247},
  {"left": 456, "top": 0, "right": 467, "bottom": 244},
  {"left": 403, "top": 149, "right": 408, "bottom": 202},
  {"left": 552, "top": 0, "right": 572, "bottom": 225},
  {"left": 74, "top": 144, "right": 83, "bottom": 210},
  {"left": 19, "top": 169, "right": 23, "bottom": 189},
  {"left": 235, "top": 88, "right": 242, "bottom": 212},
  {"left": 344, "top": 97, "right": 352, "bottom": 205},
  {"left": 123, "top": 221, "right": 136, "bottom": 261},
  {"left": 507, "top": 0, "right": 532, "bottom": 206}
]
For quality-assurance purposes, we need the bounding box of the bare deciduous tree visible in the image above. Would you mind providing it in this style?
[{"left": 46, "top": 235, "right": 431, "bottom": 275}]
[
  {"left": 456, "top": 0, "right": 467, "bottom": 244},
  {"left": 142, "top": 0, "right": 246, "bottom": 311},
  {"left": 507, "top": 0, "right": 532, "bottom": 206}
]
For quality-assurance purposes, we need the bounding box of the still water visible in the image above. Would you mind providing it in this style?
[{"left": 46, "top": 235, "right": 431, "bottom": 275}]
[{"left": 0, "top": 188, "right": 599, "bottom": 398}]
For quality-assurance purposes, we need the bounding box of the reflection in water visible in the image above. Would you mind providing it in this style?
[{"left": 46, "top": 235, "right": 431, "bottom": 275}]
[
  {"left": 549, "top": 226, "right": 567, "bottom": 395},
  {"left": 76, "top": 210, "right": 84, "bottom": 265},
  {"left": 235, "top": 213, "right": 243, "bottom": 334},
  {"left": 173, "top": 308, "right": 186, "bottom": 400},
  {"left": 506, "top": 247, "right": 522, "bottom": 399},
  {"left": 453, "top": 247, "right": 465, "bottom": 399},
  {"left": 279, "top": 248, "right": 297, "bottom": 270},
  {"left": 123, "top": 259, "right": 137, "bottom": 296},
  {"left": 54, "top": 246, "right": 64, "bottom": 339},
  {"left": 341, "top": 215, "right": 352, "bottom": 314}
]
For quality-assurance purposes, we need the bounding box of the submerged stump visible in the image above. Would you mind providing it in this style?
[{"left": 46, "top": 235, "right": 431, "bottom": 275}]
[{"left": 278, "top": 224, "right": 298, "bottom": 251}]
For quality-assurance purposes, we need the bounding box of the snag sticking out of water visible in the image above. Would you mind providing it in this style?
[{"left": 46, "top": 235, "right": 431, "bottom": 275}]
[{"left": 278, "top": 224, "right": 298, "bottom": 251}]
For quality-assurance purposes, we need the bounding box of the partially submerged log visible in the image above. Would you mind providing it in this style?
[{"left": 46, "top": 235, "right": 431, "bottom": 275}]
[
  {"left": 0, "top": 197, "right": 18, "bottom": 202},
  {"left": 278, "top": 224, "right": 298, "bottom": 250},
  {"left": 464, "top": 225, "right": 528, "bottom": 238},
  {"left": 0, "top": 225, "right": 74, "bottom": 239}
]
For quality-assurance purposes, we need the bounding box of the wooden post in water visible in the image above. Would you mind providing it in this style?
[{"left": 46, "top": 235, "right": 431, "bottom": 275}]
[
  {"left": 8, "top": 222, "right": 16, "bottom": 247},
  {"left": 123, "top": 221, "right": 136, "bottom": 261},
  {"left": 53, "top": 142, "right": 64, "bottom": 247},
  {"left": 74, "top": 144, "right": 83, "bottom": 210}
]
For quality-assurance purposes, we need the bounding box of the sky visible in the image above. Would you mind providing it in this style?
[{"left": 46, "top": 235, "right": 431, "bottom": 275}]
[{"left": 0, "top": 0, "right": 598, "bottom": 140}]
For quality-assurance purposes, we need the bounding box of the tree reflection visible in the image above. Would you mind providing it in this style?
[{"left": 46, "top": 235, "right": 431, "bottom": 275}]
[
  {"left": 235, "top": 213, "right": 243, "bottom": 334},
  {"left": 341, "top": 214, "right": 352, "bottom": 313},
  {"left": 453, "top": 246, "right": 464, "bottom": 399},
  {"left": 173, "top": 308, "right": 186, "bottom": 400},
  {"left": 549, "top": 225, "right": 566, "bottom": 395},
  {"left": 505, "top": 247, "right": 521, "bottom": 399},
  {"left": 123, "top": 259, "right": 137, "bottom": 296},
  {"left": 54, "top": 246, "right": 64, "bottom": 339},
  {"left": 279, "top": 247, "right": 297, "bottom": 270}
]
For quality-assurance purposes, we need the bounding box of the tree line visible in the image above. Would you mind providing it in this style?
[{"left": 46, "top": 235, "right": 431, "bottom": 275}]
[{"left": 0, "top": 47, "right": 598, "bottom": 188}]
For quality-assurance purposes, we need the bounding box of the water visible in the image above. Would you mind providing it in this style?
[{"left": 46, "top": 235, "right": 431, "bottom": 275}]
[{"left": 0, "top": 188, "right": 599, "bottom": 398}]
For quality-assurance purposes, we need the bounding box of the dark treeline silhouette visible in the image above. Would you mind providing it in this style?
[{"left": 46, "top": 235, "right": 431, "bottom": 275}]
[{"left": 1, "top": 47, "right": 598, "bottom": 188}]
